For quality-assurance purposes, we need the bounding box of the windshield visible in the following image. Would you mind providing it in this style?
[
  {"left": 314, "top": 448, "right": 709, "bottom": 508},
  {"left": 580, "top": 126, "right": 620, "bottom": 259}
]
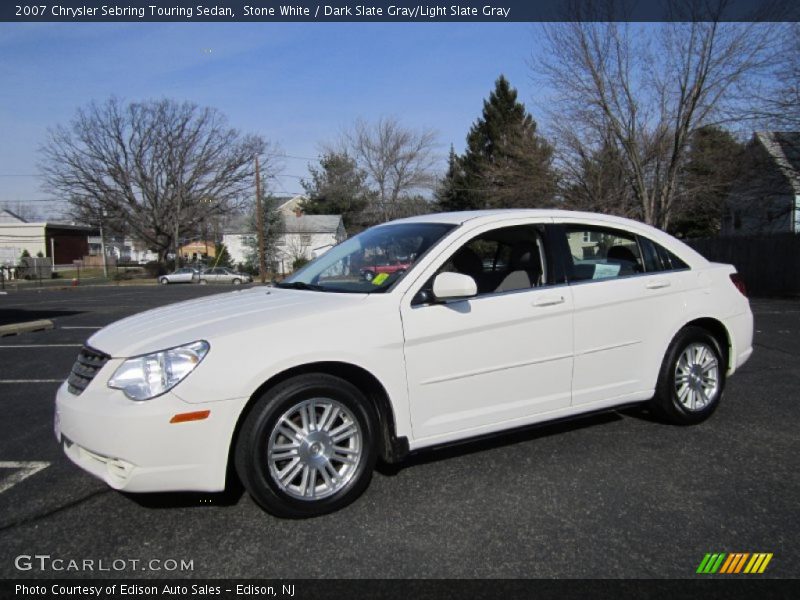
[{"left": 278, "top": 222, "right": 456, "bottom": 293}]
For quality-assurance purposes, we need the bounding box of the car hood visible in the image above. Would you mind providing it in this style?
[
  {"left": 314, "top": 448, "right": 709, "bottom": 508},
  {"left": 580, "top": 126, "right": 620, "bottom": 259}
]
[{"left": 87, "top": 287, "right": 368, "bottom": 357}]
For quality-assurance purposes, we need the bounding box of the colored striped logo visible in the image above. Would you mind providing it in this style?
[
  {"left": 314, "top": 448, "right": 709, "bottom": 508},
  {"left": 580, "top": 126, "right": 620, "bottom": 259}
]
[{"left": 696, "top": 553, "right": 773, "bottom": 574}]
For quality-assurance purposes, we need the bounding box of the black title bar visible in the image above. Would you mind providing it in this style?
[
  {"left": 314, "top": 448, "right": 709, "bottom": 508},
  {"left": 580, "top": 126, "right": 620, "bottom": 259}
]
[{"left": 2, "top": 0, "right": 799, "bottom": 23}]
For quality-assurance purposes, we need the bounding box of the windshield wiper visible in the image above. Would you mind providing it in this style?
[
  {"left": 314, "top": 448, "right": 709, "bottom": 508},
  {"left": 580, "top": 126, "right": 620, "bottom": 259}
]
[{"left": 274, "top": 281, "right": 326, "bottom": 291}]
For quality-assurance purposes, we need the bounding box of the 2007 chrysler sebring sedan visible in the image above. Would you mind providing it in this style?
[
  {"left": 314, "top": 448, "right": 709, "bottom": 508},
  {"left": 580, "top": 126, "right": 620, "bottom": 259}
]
[{"left": 55, "top": 210, "right": 753, "bottom": 517}]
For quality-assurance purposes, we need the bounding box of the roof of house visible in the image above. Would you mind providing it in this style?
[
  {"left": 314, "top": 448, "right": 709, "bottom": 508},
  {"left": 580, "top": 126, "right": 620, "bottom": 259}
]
[
  {"left": 754, "top": 131, "right": 800, "bottom": 193},
  {"left": 283, "top": 214, "right": 343, "bottom": 234},
  {"left": 222, "top": 212, "right": 343, "bottom": 235},
  {"left": 0, "top": 209, "right": 27, "bottom": 224}
]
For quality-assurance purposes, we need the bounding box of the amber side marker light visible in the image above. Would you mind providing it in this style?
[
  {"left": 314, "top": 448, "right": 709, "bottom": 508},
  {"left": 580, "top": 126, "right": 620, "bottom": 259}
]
[{"left": 170, "top": 410, "right": 211, "bottom": 424}]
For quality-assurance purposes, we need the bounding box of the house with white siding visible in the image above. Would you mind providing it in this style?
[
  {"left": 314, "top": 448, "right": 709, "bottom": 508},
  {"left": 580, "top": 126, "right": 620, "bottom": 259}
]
[{"left": 222, "top": 196, "right": 346, "bottom": 274}]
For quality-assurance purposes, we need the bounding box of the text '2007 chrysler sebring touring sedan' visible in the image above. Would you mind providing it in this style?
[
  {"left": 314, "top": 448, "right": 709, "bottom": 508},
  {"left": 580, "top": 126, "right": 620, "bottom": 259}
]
[{"left": 55, "top": 210, "right": 753, "bottom": 517}]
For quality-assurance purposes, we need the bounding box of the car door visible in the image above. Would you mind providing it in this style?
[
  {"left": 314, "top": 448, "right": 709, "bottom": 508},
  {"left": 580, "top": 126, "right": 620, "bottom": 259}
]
[
  {"left": 400, "top": 220, "right": 574, "bottom": 442},
  {"left": 553, "top": 220, "right": 688, "bottom": 406}
]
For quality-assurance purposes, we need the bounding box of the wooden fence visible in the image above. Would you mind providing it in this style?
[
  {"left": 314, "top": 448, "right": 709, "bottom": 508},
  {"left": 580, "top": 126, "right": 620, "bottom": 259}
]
[{"left": 686, "top": 233, "right": 800, "bottom": 296}]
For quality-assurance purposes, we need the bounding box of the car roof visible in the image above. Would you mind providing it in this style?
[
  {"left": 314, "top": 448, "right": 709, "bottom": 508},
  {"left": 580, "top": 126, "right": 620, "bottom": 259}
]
[
  {"left": 389, "top": 209, "right": 708, "bottom": 267},
  {"left": 392, "top": 209, "right": 638, "bottom": 227}
]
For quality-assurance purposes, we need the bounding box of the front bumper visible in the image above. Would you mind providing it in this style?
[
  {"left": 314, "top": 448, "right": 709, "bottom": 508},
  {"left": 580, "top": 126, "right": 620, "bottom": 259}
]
[{"left": 54, "top": 379, "right": 246, "bottom": 493}]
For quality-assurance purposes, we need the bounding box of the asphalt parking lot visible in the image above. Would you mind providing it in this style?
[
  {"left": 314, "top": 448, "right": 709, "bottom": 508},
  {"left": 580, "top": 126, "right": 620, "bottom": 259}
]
[{"left": 0, "top": 284, "right": 798, "bottom": 579}]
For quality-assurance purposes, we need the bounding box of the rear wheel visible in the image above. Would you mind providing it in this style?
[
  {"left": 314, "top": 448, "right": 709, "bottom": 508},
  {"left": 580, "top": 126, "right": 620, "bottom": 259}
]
[
  {"left": 159, "top": 277, "right": 168, "bottom": 285},
  {"left": 199, "top": 279, "right": 208, "bottom": 285},
  {"left": 235, "top": 374, "right": 377, "bottom": 518},
  {"left": 651, "top": 326, "right": 726, "bottom": 425}
]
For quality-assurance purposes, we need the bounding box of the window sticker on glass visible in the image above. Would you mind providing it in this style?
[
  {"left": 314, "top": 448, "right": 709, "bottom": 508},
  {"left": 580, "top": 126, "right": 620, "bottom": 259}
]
[
  {"left": 371, "top": 273, "right": 389, "bottom": 286},
  {"left": 593, "top": 263, "right": 621, "bottom": 279}
]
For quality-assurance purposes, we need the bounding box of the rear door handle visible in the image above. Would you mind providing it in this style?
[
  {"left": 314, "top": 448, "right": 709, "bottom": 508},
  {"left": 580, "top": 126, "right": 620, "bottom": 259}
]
[
  {"left": 532, "top": 294, "right": 565, "bottom": 307},
  {"left": 645, "top": 279, "right": 671, "bottom": 290}
]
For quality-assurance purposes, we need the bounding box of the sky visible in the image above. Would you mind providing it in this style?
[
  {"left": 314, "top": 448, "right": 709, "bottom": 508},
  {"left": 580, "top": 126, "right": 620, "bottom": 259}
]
[{"left": 0, "top": 22, "right": 549, "bottom": 219}]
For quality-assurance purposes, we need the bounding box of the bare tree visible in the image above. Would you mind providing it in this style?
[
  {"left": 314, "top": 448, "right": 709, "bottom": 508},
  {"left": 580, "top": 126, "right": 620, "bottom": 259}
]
[
  {"left": 40, "top": 97, "right": 274, "bottom": 262},
  {"left": 339, "top": 117, "right": 437, "bottom": 224},
  {"left": 752, "top": 23, "right": 800, "bottom": 130},
  {"left": 537, "top": 0, "right": 779, "bottom": 229}
]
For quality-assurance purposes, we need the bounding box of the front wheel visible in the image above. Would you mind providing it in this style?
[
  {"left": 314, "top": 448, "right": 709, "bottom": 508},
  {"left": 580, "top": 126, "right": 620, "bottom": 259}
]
[
  {"left": 235, "top": 374, "right": 377, "bottom": 518},
  {"left": 651, "top": 326, "right": 726, "bottom": 425},
  {"left": 232, "top": 278, "right": 241, "bottom": 285},
  {"left": 199, "top": 279, "right": 208, "bottom": 285}
]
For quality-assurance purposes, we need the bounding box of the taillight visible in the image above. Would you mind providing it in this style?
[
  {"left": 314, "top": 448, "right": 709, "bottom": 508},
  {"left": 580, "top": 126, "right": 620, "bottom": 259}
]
[{"left": 730, "top": 273, "right": 747, "bottom": 297}]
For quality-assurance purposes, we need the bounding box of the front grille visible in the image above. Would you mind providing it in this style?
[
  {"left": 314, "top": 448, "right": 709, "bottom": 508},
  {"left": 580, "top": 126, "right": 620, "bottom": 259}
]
[{"left": 67, "top": 346, "right": 110, "bottom": 395}]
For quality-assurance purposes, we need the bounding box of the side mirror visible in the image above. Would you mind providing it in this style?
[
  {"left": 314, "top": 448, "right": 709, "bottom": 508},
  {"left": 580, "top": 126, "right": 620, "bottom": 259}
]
[{"left": 432, "top": 272, "right": 478, "bottom": 301}]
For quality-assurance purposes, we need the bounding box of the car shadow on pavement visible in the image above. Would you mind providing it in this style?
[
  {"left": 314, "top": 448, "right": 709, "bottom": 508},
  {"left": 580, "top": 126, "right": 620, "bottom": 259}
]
[
  {"left": 377, "top": 409, "right": 628, "bottom": 476},
  {"left": 121, "top": 474, "right": 245, "bottom": 510}
]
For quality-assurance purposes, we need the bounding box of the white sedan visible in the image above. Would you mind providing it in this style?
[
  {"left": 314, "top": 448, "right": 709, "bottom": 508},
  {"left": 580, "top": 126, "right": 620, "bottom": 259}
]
[{"left": 55, "top": 210, "right": 753, "bottom": 517}]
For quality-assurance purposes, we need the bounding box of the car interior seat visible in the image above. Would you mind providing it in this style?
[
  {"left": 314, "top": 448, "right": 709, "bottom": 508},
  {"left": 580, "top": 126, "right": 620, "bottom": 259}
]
[{"left": 495, "top": 241, "right": 542, "bottom": 293}]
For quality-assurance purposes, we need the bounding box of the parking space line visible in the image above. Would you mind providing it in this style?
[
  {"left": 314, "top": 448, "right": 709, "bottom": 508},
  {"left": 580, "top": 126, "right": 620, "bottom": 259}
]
[
  {"left": 0, "top": 344, "right": 82, "bottom": 348},
  {"left": 0, "top": 379, "right": 64, "bottom": 383},
  {"left": 0, "top": 461, "right": 50, "bottom": 494}
]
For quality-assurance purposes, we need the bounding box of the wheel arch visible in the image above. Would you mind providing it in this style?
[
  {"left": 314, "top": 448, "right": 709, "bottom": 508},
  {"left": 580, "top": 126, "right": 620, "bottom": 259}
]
[
  {"left": 228, "top": 361, "right": 408, "bottom": 479},
  {"left": 677, "top": 317, "right": 732, "bottom": 372}
]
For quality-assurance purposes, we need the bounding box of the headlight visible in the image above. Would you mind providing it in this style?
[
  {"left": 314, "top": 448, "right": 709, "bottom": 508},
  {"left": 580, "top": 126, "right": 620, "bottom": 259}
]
[{"left": 108, "top": 340, "right": 209, "bottom": 401}]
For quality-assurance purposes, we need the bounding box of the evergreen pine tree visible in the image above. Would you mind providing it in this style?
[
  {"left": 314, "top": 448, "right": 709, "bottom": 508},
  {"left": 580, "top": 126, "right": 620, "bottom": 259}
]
[
  {"left": 301, "top": 152, "right": 371, "bottom": 232},
  {"left": 436, "top": 145, "right": 469, "bottom": 211},
  {"left": 669, "top": 126, "right": 745, "bottom": 238},
  {"left": 449, "top": 75, "right": 558, "bottom": 210}
]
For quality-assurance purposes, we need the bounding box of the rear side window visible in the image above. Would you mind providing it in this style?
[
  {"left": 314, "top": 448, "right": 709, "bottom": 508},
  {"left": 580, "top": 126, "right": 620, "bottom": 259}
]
[
  {"left": 639, "top": 236, "right": 690, "bottom": 272},
  {"left": 562, "top": 226, "right": 644, "bottom": 282}
]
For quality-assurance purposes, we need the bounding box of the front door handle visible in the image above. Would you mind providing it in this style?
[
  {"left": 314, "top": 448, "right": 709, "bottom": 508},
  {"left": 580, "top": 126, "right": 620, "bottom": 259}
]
[
  {"left": 532, "top": 294, "right": 565, "bottom": 307},
  {"left": 645, "top": 279, "right": 671, "bottom": 290}
]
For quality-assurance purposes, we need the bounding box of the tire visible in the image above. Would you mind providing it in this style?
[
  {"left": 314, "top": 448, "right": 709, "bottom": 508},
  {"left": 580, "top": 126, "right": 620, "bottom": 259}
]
[
  {"left": 232, "top": 278, "right": 241, "bottom": 285},
  {"left": 651, "top": 326, "right": 726, "bottom": 425},
  {"left": 362, "top": 271, "right": 374, "bottom": 282},
  {"left": 199, "top": 279, "right": 208, "bottom": 285},
  {"left": 159, "top": 277, "right": 169, "bottom": 285},
  {"left": 235, "top": 374, "right": 378, "bottom": 518}
]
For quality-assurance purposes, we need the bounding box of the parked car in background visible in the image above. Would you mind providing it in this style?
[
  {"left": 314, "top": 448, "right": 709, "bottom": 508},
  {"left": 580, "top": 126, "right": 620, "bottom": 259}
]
[
  {"left": 359, "top": 259, "right": 411, "bottom": 281},
  {"left": 56, "top": 210, "right": 753, "bottom": 518},
  {"left": 199, "top": 267, "right": 252, "bottom": 285},
  {"left": 158, "top": 267, "right": 199, "bottom": 285}
]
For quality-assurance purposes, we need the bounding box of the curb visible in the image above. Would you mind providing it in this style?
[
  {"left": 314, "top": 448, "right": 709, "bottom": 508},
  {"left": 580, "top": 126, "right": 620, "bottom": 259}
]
[{"left": 0, "top": 319, "right": 54, "bottom": 337}]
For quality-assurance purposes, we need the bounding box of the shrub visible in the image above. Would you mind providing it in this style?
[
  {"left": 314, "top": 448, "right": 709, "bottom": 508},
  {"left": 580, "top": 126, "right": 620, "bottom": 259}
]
[
  {"left": 292, "top": 257, "right": 310, "bottom": 271},
  {"left": 143, "top": 261, "right": 167, "bottom": 278}
]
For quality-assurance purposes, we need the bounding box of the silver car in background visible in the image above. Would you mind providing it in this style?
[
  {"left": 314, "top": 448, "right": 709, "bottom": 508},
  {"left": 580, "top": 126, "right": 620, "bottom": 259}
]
[
  {"left": 199, "top": 267, "right": 252, "bottom": 285},
  {"left": 158, "top": 268, "right": 200, "bottom": 285}
]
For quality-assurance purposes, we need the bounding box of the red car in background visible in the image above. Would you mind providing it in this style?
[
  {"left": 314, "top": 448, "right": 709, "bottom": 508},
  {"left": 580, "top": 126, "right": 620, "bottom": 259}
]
[{"left": 359, "top": 258, "right": 412, "bottom": 281}]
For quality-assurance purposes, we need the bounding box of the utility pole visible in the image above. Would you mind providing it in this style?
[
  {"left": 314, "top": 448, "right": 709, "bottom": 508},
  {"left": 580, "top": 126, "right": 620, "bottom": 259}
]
[
  {"left": 99, "top": 218, "right": 108, "bottom": 279},
  {"left": 255, "top": 156, "right": 267, "bottom": 284}
]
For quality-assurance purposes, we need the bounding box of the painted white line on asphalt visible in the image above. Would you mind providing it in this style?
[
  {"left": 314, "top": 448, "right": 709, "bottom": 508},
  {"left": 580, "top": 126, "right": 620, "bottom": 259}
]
[
  {"left": 0, "top": 461, "right": 50, "bottom": 494},
  {"left": 0, "top": 344, "right": 82, "bottom": 348},
  {"left": 0, "top": 379, "right": 64, "bottom": 383}
]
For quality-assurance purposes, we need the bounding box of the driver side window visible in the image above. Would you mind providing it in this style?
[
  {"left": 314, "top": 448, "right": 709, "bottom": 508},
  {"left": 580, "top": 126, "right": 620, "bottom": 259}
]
[{"left": 417, "top": 224, "right": 548, "bottom": 303}]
